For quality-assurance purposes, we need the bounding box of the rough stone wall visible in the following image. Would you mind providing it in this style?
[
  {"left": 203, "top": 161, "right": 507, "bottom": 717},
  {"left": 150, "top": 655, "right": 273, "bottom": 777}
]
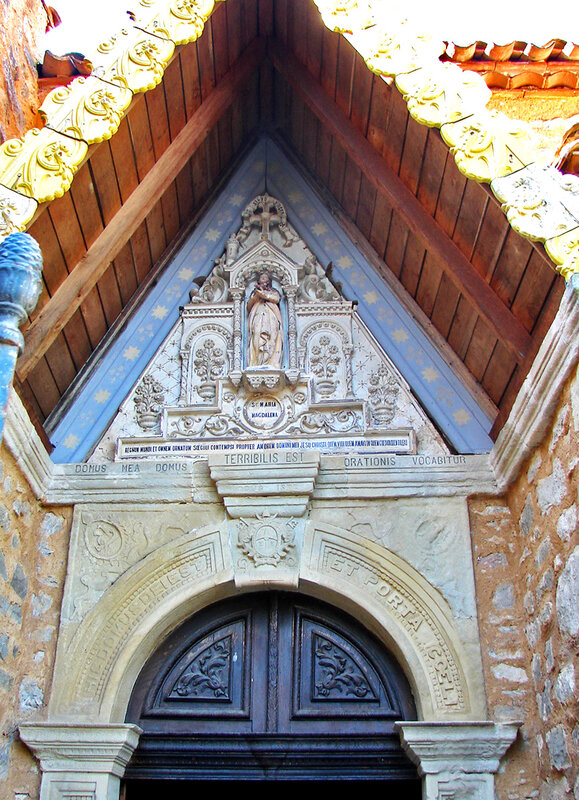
[
  {"left": 0, "top": 0, "right": 45, "bottom": 142},
  {"left": 0, "top": 445, "right": 72, "bottom": 798},
  {"left": 470, "top": 367, "right": 579, "bottom": 800}
]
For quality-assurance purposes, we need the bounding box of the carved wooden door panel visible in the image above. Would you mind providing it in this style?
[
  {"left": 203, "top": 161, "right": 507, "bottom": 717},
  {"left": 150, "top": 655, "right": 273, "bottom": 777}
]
[{"left": 125, "top": 592, "right": 419, "bottom": 782}]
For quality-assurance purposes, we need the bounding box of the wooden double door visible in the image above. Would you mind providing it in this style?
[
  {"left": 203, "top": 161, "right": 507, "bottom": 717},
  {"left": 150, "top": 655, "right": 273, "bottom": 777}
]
[{"left": 124, "top": 592, "right": 420, "bottom": 786}]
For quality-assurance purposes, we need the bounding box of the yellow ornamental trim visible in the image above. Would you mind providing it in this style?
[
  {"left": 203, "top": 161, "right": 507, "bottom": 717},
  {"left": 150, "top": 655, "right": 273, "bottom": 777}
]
[
  {"left": 0, "top": 128, "right": 88, "bottom": 204},
  {"left": 98, "top": 27, "right": 175, "bottom": 93},
  {"left": 545, "top": 230, "right": 579, "bottom": 281},
  {"left": 395, "top": 63, "right": 491, "bottom": 128},
  {"left": 365, "top": 27, "right": 445, "bottom": 78},
  {"left": 313, "top": 0, "right": 373, "bottom": 34},
  {"left": 144, "top": 0, "right": 215, "bottom": 45},
  {"left": 441, "top": 111, "right": 537, "bottom": 183},
  {"left": 0, "top": 186, "right": 37, "bottom": 238},
  {"left": 39, "top": 76, "right": 133, "bottom": 145}
]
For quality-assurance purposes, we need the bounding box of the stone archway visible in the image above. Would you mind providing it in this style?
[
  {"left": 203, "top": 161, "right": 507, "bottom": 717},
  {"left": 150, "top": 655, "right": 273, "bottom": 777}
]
[{"left": 20, "top": 518, "right": 519, "bottom": 798}]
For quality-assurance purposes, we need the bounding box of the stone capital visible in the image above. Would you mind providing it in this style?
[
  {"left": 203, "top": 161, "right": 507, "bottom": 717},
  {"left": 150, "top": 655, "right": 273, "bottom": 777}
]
[
  {"left": 396, "top": 721, "right": 520, "bottom": 800},
  {"left": 19, "top": 723, "right": 142, "bottom": 800}
]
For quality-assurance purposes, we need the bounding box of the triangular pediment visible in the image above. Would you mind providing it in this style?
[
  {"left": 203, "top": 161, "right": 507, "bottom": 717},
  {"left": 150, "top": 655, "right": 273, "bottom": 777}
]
[{"left": 47, "top": 138, "right": 494, "bottom": 463}]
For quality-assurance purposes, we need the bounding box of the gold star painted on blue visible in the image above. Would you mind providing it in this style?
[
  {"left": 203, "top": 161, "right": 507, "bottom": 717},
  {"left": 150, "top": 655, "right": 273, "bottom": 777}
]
[
  {"left": 312, "top": 222, "right": 328, "bottom": 236},
  {"left": 363, "top": 290, "right": 379, "bottom": 305},
  {"left": 392, "top": 328, "right": 409, "bottom": 343},
  {"left": 123, "top": 346, "right": 140, "bottom": 361},
  {"left": 94, "top": 389, "right": 111, "bottom": 404},
  {"left": 62, "top": 433, "right": 79, "bottom": 449},
  {"left": 453, "top": 409, "right": 472, "bottom": 426},
  {"left": 178, "top": 268, "right": 194, "bottom": 281},
  {"left": 337, "top": 255, "right": 353, "bottom": 269},
  {"left": 205, "top": 228, "right": 221, "bottom": 242},
  {"left": 422, "top": 367, "right": 440, "bottom": 383},
  {"left": 152, "top": 305, "right": 169, "bottom": 320}
]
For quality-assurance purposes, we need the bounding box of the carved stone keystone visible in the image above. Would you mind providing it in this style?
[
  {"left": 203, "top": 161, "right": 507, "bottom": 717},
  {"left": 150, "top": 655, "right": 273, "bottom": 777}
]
[{"left": 208, "top": 450, "right": 320, "bottom": 517}]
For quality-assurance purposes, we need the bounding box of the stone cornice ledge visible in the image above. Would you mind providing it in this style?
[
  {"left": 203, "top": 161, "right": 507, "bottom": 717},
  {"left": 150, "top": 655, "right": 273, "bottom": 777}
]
[{"left": 492, "top": 274, "right": 579, "bottom": 491}]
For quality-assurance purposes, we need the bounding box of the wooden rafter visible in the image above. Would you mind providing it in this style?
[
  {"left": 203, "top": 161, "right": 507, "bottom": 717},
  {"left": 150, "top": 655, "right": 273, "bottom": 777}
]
[
  {"left": 16, "top": 38, "right": 267, "bottom": 383},
  {"left": 269, "top": 39, "right": 532, "bottom": 362}
]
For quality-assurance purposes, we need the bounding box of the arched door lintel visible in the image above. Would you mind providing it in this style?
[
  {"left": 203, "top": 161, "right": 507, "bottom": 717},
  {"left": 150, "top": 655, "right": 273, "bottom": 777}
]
[{"left": 48, "top": 521, "right": 482, "bottom": 725}]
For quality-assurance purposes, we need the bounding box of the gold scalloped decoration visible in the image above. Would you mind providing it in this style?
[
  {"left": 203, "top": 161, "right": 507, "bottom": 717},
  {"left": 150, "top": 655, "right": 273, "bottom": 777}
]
[
  {"left": 365, "top": 26, "right": 445, "bottom": 77},
  {"left": 395, "top": 63, "right": 491, "bottom": 128},
  {"left": 440, "top": 111, "right": 538, "bottom": 183},
  {"left": 0, "top": 186, "right": 37, "bottom": 240},
  {"left": 313, "top": 1, "right": 373, "bottom": 34},
  {"left": 39, "top": 77, "right": 133, "bottom": 145},
  {"left": 99, "top": 27, "right": 175, "bottom": 93},
  {"left": 545, "top": 229, "right": 579, "bottom": 281},
  {"left": 143, "top": 0, "right": 215, "bottom": 45},
  {"left": 0, "top": 128, "right": 88, "bottom": 204}
]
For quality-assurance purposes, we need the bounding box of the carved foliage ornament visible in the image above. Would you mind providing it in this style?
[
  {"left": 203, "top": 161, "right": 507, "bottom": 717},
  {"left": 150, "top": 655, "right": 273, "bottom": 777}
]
[
  {"left": 193, "top": 338, "right": 225, "bottom": 400},
  {"left": 99, "top": 27, "right": 175, "bottom": 93},
  {"left": 134, "top": 374, "right": 165, "bottom": 429},
  {"left": 0, "top": 187, "right": 37, "bottom": 240},
  {"left": 313, "top": 635, "right": 375, "bottom": 700},
  {"left": 368, "top": 363, "right": 399, "bottom": 425},
  {"left": 169, "top": 635, "right": 231, "bottom": 700}
]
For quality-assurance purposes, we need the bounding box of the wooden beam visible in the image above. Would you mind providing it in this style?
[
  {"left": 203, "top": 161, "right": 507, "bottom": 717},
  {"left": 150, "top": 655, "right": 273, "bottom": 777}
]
[
  {"left": 17, "top": 38, "right": 266, "bottom": 382},
  {"left": 269, "top": 40, "right": 532, "bottom": 361}
]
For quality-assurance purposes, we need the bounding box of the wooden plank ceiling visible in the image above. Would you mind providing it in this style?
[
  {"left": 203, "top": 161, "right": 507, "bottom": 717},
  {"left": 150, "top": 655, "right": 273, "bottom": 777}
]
[{"left": 16, "top": 0, "right": 564, "bottom": 445}]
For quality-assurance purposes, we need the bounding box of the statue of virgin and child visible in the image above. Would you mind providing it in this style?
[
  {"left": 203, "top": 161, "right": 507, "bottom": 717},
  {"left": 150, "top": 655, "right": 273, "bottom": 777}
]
[{"left": 246, "top": 271, "right": 283, "bottom": 369}]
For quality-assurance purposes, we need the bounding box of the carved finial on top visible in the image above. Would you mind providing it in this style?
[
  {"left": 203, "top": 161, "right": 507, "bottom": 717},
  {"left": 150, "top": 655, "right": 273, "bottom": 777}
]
[{"left": 237, "top": 194, "right": 295, "bottom": 248}]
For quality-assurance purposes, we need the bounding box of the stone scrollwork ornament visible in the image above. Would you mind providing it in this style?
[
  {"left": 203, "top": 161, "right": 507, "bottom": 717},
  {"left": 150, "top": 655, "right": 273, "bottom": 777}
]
[{"left": 365, "top": 25, "right": 445, "bottom": 78}]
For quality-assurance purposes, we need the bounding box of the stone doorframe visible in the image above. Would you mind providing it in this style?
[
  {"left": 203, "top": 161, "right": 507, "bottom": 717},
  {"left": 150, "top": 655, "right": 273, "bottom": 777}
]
[{"left": 19, "top": 720, "right": 519, "bottom": 799}]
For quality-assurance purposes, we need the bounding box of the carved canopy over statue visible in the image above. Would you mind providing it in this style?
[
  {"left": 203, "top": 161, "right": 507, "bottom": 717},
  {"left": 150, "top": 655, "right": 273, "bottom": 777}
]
[{"left": 246, "top": 271, "right": 284, "bottom": 368}]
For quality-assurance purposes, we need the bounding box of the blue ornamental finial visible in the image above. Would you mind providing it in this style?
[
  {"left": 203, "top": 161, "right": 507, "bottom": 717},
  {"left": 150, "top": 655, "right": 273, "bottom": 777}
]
[
  {"left": 0, "top": 232, "right": 43, "bottom": 443},
  {"left": 0, "top": 232, "right": 43, "bottom": 351}
]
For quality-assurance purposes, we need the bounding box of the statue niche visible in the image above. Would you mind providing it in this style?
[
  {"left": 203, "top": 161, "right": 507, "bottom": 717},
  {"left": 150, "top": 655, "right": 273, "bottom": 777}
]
[{"left": 247, "top": 271, "right": 284, "bottom": 369}]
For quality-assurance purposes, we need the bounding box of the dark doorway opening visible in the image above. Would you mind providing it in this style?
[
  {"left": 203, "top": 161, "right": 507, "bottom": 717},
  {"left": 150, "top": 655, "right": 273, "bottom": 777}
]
[{"left": 124, "top": 592, "right": 420, "bottom": 788}]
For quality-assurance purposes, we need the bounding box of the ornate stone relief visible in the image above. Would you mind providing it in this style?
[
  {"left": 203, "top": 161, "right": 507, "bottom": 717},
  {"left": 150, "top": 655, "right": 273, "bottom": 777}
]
[
  {"left": 236, "top": 512, "right": 298, "bottom": 569},
  {"left": 134, "top": 373, "right": 165, "bottom": 430},
  {"left": 97, "top": 26, "right": 175, "bottom": 93},
  {"left": 111, "top": 194, "right": 440, "bottom": 462}
]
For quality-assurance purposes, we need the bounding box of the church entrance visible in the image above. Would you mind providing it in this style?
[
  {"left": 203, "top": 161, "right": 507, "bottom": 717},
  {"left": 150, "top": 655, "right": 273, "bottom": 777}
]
[{"left": 123, "top": 592, "right": 421, "bottom": 787}]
